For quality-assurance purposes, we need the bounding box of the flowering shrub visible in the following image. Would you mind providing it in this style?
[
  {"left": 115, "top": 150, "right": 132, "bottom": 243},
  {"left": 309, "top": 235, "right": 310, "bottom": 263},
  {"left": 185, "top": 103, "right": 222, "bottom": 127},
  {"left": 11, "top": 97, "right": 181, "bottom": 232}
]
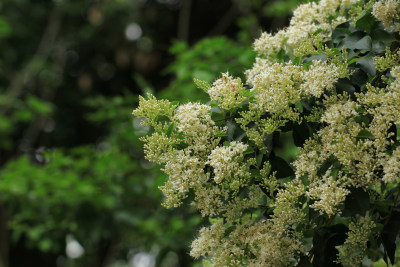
[{"left": 133, "top": 0, "right": 400, "bottom": 265}]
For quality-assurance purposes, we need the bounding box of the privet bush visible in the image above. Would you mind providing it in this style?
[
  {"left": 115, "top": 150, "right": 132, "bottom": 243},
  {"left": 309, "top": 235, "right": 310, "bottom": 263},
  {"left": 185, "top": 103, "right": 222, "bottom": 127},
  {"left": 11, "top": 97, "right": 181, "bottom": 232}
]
[{"left": 133, "top": 0, "right": 400, "bottom": 265}]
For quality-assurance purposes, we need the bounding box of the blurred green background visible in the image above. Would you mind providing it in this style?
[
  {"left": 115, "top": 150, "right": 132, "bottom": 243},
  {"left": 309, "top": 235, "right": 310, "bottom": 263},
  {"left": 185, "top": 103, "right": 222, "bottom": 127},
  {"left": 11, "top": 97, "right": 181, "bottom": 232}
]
[{"left": 0, "top": 0, "right": 297, "bottom": 266}]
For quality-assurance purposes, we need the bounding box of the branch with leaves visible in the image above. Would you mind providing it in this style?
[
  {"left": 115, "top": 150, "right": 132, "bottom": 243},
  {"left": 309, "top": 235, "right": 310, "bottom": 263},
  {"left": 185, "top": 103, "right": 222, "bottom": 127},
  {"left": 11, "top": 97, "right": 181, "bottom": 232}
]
[{"left": 133, "top": 0, "right": 400, "bottom": 265}]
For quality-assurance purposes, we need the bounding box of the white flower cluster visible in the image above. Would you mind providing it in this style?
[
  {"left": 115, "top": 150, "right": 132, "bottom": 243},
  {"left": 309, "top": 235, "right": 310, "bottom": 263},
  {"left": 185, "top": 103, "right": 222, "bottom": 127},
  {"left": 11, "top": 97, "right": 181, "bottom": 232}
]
[
  {"left": 293, "top": 137, "right": 330, "bottom": 181},
  {"left": 383, "top": 145, "right": 400, "bottom": 183},
  {"left": 173, "top": 102, "right": 224, "bottom": 155},
  {"left": 207, "top": 141, "right": 249, "bottom": 186},
  {"left": 133, "top": 93, "right": 176, "bottom": 131},
  {"left": 294, "top": 72, "right": 400, "bottom": 191},
  {"left": 307, "top": 174, "right": 350, "bottom": 216},
  {"left": 160, "top": 150, "right": 208, "bottom": 208},
  {"left": 135, "top": 100, "right": 228, "bottom": 207},
  {"left": 246, "top": 60, "right": 302, "bottom": 119},
  {"left": 133, "top": 0, "right": 400, "bottom": 265},
  {"left": 193, "top": 184, "right": 262, "bottom": 223},
  {"left": 207, "top": 73, "right": 247, "bottom": 110},
  {"left": 372, "top": 0, "right": 400, "bottom": 32},
  {"left": 190, "top": 219, "right": 225, "bottom": 259},
  {"left": 191, "top": 216, "right": 304, "bottom": 266},
  {"left": 301, "top": 61, "right": 340, "bottom": 97},
  {"left": 174, "top": 103, "right": 213, "bottom": 135},
  {"left": 240, "top": 58, "right": 339, "bottom": 150},
  {"left": 337, "top": 215, "right": 376, "bottom": 266},
  {"left": 244, "top": 59, "right": 339, "bottom": 123},
  {"left": 254, "top": 0, "right": 354, "bottom": 57}
]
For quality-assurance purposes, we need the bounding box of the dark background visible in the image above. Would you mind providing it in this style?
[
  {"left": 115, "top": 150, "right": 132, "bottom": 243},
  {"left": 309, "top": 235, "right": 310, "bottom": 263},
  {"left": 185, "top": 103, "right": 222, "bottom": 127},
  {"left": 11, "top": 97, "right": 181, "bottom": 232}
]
[{"left": 0, "top": 0, "right": 295, "bottom": 266}]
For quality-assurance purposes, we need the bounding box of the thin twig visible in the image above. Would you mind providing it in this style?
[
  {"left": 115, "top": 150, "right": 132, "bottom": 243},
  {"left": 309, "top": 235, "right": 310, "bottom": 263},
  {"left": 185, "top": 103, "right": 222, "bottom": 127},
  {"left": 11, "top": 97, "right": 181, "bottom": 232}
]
[
  {"left": 1, "top": 6, "right": 61, "bottom": 115},
  {"left": 177, "top": 0, "right": 191, "bottom": 42},
  {"left": 215, "top": 115, "right": 234, "bottom": 122}
]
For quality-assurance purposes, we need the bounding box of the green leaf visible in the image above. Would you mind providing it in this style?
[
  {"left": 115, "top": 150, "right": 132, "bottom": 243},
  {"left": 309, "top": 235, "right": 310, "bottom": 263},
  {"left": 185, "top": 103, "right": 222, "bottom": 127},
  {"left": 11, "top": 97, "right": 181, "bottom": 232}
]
[
  {"left": 350, "top": 68, "right": 369, "bottom": 87},
  {"left": 302, "top": 60, "right": 314, "bottom": 70},
  {"left": 371, "top": 29, "right": 396, "bottom": 53},
  {"left": 296, "top": 256, "right": 312, "bottom": 267},
  {"left": 295, "top": 101, "right": 303, "bottom": 113},
  {"left": 284, "top": 42, "right": 294, "bottom": 59},
  {"left": 372, "top": 40, "right": 386, "bottom": 54},
  {"left": 39, "top": 239, "right": 52, "bottom": 252},
  {"left": 355, "top": 106, "right": 366, "bottom": 114},
  {"left": 210, "top": 101, "right": 219, "bottom": 108},
  {"left": 27, "top": 95, "right": 52, "bottom": 115},
  {"left": 0, "top": 17, "right": 11, "bottom": 38},
  {"left": 301, "top": 100, "right": 313, "bottom": 111},
  {"left": 227, "top": 121, "right": 236, "bottom": 141},
  {"left": 381, "top": 208, "right": 400, "bottom": 265},
  {"left": 317, "top": 155, "right": 336, "bottom": 177},
  {"left": 342, "top": 188, "right": 370, "bottom": 217},
  {"left": 355, "top": 8, "right": 377, "bottom": 33},
  {"left": 354, "top": 115, "right": 369, "bottom": 125},
  {"left": 293, "top": 56, "right": 303, "bottom": 66},
  {"left": 374, "top": 199, "right": 392, "bottom": 213},
  {"left": 211, "top": 111, "right": 224, "bottom": 121},
  {"left": 336, "top": 78, "right": 355, "bottom": 94},
  {"left": 293, "top": 122, "right": 311, "bottom": 147},
  {"left": 338, "top": 31, "right": 366, "bottom": 50},
  {"left": 354, "top": 35, "right": 372, "bottom": 51},
  {"left": 263, "top": 133, "right": 274, "bottom": 152},
  {"left": 332, "top": 23, "right": 350, "bottom": 44},
  {"left": 312, "top": 224, "right": 348, "bottom": 266},
  {"left": 270, "top": 155, "right": 294, "bottom": 178},
  {"left": 244, "top": 146, "right": 255, "bottom": 155},
  {"left": 171, "top": 101, "right": 180, "bottom": 107},
  {"left": 347, "top": 57, "right": 360, "bottom": 65},
  {"left": 243, "top": 90, "right": 254, "bottom": 97},
  {"left": 169, "top": 41, "right": 187, "bottom": 54},
  {"left": 356, "top": 53, "right": 376, "bottom": 76},
  {"left": 166, "top": 123, "right": 174, "bottom": 137},
  {"left": 370, "top": 29, "right": 396, "bottom": 45},
  {"left": 356, "top": 129, "right": 374, "bottom": 139},
  {"left": 256, "top": 151, "right": 265, "bottom": 167},
  {"left": 313, "top": 28, "right": 324, "bottom": 36},
  {"left": 334, "top": 22, "right": 352, "bottom": 34},
  {"left": 214, "top": 131, "right": 227, "bottom": 137},
  {"left": 234, "top": 128, "right": 247, "bottom": 142}
]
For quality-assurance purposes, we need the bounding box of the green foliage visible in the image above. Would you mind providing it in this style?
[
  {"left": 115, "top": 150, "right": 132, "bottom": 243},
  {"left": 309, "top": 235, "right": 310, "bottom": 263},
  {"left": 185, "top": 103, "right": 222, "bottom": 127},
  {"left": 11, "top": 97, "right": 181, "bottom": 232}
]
[
  {"left": 264, "top": 0, "right": 315, "bottom": 16},
  {"left": 0, "top": 91, "right": 201, "bottom": 266},
  {"left": 1, "top": 148, "right": 134, "bottom": 249},
  {"left": 1, "top": 145, "right": 201, "bottom": 264},
  {"left": 160, "top": 37, "right": 256, "bottom": 102},
  {"left": 0, "top": 16, "right": 11, "bottom": 38}
]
